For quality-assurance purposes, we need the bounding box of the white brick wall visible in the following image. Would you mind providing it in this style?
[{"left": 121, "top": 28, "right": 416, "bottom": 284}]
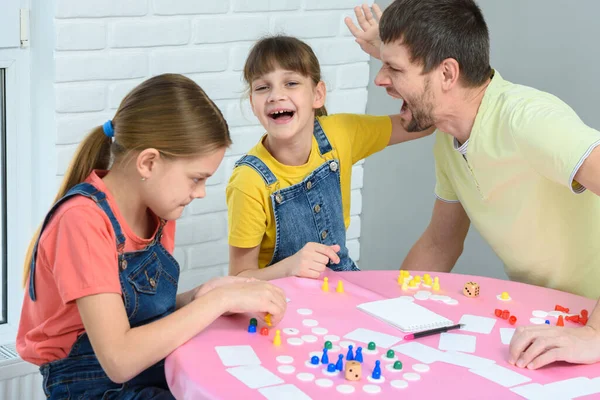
[{"left": 53, "top": 0, "right": 374, "bottom": 288}]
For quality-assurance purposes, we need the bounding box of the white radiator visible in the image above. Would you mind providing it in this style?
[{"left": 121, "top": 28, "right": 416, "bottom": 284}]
[{"left": 0, "top": 344, "right": 45, "bottom": 400}]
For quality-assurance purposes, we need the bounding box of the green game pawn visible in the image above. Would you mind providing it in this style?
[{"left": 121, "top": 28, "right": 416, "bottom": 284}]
[
  {"left": 249, "top": 318, "right": 257, "bottom": 326},
  {"left": 324, "top": 341, "right": 333, "bottom": 350},
  {"left": 386, "top": 349, "right": 395, "bottom": 359},
  {"left": 393, "top": 361, "right": 403, "bottom": 370},
  {"left": 368, "top": 341, "right": 376, "bottom": 351}
]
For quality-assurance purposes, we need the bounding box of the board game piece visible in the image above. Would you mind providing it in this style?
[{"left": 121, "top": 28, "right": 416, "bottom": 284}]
[
  {"left": 260, "top": 327, "right": 269, "bottom": 336},
  {"left": 336, "top": 354, "right": 344, "bottom": 371},
  {"left": 346, "top": 345, "right": 354, "bottom": 361},
  {"left": 355, "top": 347, "right": 363, "bottom": 363},
  {"left": 322, "top": 277, "right": 329, "bottom": 292},
  {"left": 336, "top": 280, "right": 344, "bottom": 293},
  {"left": 344, "top": 361, "right": 361, "bottom": 381}
]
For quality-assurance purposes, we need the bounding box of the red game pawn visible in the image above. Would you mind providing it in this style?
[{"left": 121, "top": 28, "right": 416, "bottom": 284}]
[
  {"left": 494, "top": 309, "right": 502, "bottom": 317},
  {"left": 508, "top": 315, "right": 517, "bottom": 325},
  {"left": 555, "top": 305, "right": 570, "bottom": 313},
  {"left": 580, "top": 316, "right": 588, "bottom": 326},
  {"left": 501, "top": 310, "right": 510, "bottom": 320},
  {"left": 260, "top": 327, "right": 269, "bottom": 336},
  {"left": 566, "top": 315, "right": 580, "bottom": 323},
  {"left": 581, "top": 309, "right": 589, "bottom": 318},
  {"left": 557, "top": 315, "right": 564, "bottom": 327}
]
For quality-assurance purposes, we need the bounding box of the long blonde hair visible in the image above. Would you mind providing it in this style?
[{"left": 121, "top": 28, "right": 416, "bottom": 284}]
[
  {"left": 243, "top": 35, "right": 327, "bottom": 117},
  {"left": 23, "top": 73, "right": 231, "bottom": 286}
]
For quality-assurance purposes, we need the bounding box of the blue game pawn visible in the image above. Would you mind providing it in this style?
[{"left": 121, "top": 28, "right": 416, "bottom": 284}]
[
  {"left": 247, "top": 325, "right": 256, "bottom": 333},
  {"left": 327, "top": 363, "right": 336, "bottom": 373},
  {"left": 355, "top": 346, "right": 363, "bottom": 363},
  {"left": 336, "top": 354, "right": 344, "bottom": 371},
  {"left": 545, "top": 320, "right": 550, "bottom": 324},
  {"left": 346, "top": 344, "right": 354, "bottom": 361},
  {"left": 311, "top": 356, "right": 319, "bottom": 365},
  {"left": 321, "top": 348, "right": 329, "bottom": 364},
  {"left": 372, "top": 360, "right": 382, "bottom": 380}
]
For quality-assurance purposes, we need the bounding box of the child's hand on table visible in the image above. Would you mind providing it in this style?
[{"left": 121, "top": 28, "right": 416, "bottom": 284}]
[
  {"left": 215, "top": 280, "right": 288, "bottom": 326},
  {"left": 192, "top": 276, "right": 256, "bottom": 300},
  {"left": 286, "top": 243, "right": 340, "bottom": 279},
  {"left": 508, "top": 325, "right": 600, "bottom": 369}
]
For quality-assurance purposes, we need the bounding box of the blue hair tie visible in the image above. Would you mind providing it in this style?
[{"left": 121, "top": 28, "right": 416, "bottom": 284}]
[{"left": 102, "top": 120, "right": 115, "bottom": 138}]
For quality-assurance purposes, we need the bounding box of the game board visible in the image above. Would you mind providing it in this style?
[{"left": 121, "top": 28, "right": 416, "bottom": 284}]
[{"left": 166, "top": 270, "right": 600, "bottom": 400}]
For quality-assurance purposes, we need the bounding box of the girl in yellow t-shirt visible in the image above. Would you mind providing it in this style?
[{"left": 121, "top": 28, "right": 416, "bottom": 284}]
[{"left": 227, "top": 35, "right": 432, "bottom": 281}]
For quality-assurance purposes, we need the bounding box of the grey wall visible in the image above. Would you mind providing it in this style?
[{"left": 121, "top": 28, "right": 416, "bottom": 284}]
[{"left": 360, "top": 0, "right": 600, "bottom": 280}]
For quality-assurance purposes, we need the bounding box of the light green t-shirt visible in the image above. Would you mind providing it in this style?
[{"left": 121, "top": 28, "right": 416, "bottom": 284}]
[{"left": 434, "top": 70, "right": 600, "bottom": 298}]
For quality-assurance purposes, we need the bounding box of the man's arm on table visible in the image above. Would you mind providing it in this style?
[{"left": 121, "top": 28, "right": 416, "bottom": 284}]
[{"left": 401, "top": 199, "right": 470, "bottom": 272}]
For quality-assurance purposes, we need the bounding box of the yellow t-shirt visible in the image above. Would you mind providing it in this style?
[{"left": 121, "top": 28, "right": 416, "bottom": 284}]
[
  {"left": 227, "top": 114, "right": 392, "bottom": 269},
  {"left": 434, "top": 70, "right": 600, "bottom": 298}
]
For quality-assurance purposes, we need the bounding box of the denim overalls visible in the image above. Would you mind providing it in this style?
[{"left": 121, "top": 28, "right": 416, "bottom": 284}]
[
  {"left": 29, "top": 183, "right": 178, "bottom": 399},
  {"left": 235, "top": 118, "right": 358, "bottom": 271}
]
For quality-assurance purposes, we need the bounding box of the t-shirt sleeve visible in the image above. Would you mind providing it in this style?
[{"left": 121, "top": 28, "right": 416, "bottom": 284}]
[
  {"left": 46, "top": 206, "right": 122, "bottom": 304},
  {"left": 433, "top": 132, "right": 459, "bottom": 202},
  {"left": 510, "top": 99, "right": 600, "bottom": 193},
  {"left": 337, "top": 114, "right": 392, "bottom": 164},
  {"left": 226, "top": 185, "right": 267, "bottom": 248}
]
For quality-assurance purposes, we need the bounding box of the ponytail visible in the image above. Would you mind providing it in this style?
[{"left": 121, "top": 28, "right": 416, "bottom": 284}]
[{"left": 22, "top": 126, "right": 111, "bottom": 286}]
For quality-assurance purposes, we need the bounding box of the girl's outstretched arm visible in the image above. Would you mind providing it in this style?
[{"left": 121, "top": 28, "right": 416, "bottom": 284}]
[{"left": 77, "top": 280, "right": 287, "bottom": 383}]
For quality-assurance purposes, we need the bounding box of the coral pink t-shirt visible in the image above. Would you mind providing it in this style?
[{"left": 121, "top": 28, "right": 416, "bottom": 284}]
[{"left": 17, "top": 171, "right": 176, "bottom": 366}]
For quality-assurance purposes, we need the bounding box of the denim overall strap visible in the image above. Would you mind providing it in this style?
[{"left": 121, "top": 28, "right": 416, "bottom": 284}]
[
  {"left": 313, "top": 118, "right": 333, "bottom": 155},
  {"left": 234, "top": 155, "right": 278, "bottom": 186},
  {"left": 268, "top": 119, "right": 357, "bottom": 272},
  {"left": 29, "top": 182, "right": 126, "bottom": 301}
]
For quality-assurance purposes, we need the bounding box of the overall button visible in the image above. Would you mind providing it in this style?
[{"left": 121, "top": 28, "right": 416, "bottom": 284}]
[
  {"left": 329, "top": 161, "right": 338, "bottom": 172},
  {"left": 275, "top": 193, "right": 283, "bottom": 204},
  {"left": 306, "top": 181, "right": 312, "bottom": 190},
  {"left": 120, "top": 259, "right": 127, "bottom": 270},
  {"left": 321, "top": 230, "right": 328, "bottom": 239},
  {"left": 149, "top": 278, "right": 156, "bottom": 288},
  {"left": 314, "top": 204, "right": 321, "bottom": 213}
]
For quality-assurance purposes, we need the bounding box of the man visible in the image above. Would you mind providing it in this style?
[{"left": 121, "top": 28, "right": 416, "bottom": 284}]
[{"left": 346, "top": 1, "right": 600, "bottom": 370}]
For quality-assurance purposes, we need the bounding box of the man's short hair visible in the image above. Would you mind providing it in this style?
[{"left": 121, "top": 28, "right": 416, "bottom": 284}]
[{"left": 380, "top": 0, "right": 492, "bottom": 87}]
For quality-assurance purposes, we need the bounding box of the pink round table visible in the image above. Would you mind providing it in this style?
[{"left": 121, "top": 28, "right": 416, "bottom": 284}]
[{"left": 165, "top": 270, "right": 600, "bottom": 399}]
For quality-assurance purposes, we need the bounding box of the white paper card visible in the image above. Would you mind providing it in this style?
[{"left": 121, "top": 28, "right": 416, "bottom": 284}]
[
  {"left": 439, "top": 351, "right": 495, "bottom": 370},
  {"left": 357, "top": 297, "right": 453, "bottom": 332},
  {"left": 459, "top": 314, "right": 496, "bottom": 334},
  {"left": 344, "top": 328, "right": 402, "bottom": 349},
  {"left": 509, "top": 383, "right": 547, "bottom": 400},
  {"left": 543, "top": 377, "right": 597, "bottom": 399},
  {"left": 438, "top": 332, "right": 477, "bottom": 353},
  {"left": 469, "top": 364, "right": 531, "bottom": 387},
  {"left": 226, "top": 365, "right": 284, "bottom": 389},
  {"left": 392, "top": 342, "right": 445, "bottom": 364},
  {"left": 216, "top": 345, "right": 261, "bottom": 367},
  {"left": 259, "top": 384, "right": 312, "bottom": 400},
  {"left": 500, "top": 328, "right": 515, "bottom": 345}
]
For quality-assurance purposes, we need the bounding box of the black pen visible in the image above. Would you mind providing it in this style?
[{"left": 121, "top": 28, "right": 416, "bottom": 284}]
[{"left": 403, "top": 324, "right": 464, "bottom": 340}]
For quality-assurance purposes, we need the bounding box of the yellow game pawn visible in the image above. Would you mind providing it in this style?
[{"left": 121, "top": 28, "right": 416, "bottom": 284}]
[
  {"left": 432, "top": 277, "right": 440, "bottom": 291},
  {"left": 408, "top": 279, "right": 417, "bottom": 288},
  {"left": 415, "top": 275, "right": 421, "bottom": 283},
  {"left": 397, "top": 273, "right": 403, "bottom": 284},
  {"left": 273, "top": 329, "right": 281, "bottom": 346},
  {"left": 322, "top": 277, "right": 329, "bottom": 292},
  {"left": 265, "top": 313, "right": 272, "bottom": 327},
  {"left": 401, "top": 281, "right": 408, "bottom": 291},
  {"left": 336, "top": 280, "right": 344, "bottom": 293}
]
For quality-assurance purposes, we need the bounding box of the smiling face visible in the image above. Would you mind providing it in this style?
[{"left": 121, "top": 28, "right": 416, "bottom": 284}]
[
  {"left": 139, "top": 147, "right": 226, "bottom": 220},
  {"left": 249, "top": 68, "right": 326, "bottom": 141},
  {"left": 376, "top": 41, "right": 437, "bottom": 132}
]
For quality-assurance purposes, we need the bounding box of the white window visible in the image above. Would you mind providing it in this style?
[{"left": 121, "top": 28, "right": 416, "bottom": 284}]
[
  {"left": 0, "top": 0, "right": 33, "bottom": 344},
  {"left": 0, "top": 68, "right": 5, "bottom": 325}
]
